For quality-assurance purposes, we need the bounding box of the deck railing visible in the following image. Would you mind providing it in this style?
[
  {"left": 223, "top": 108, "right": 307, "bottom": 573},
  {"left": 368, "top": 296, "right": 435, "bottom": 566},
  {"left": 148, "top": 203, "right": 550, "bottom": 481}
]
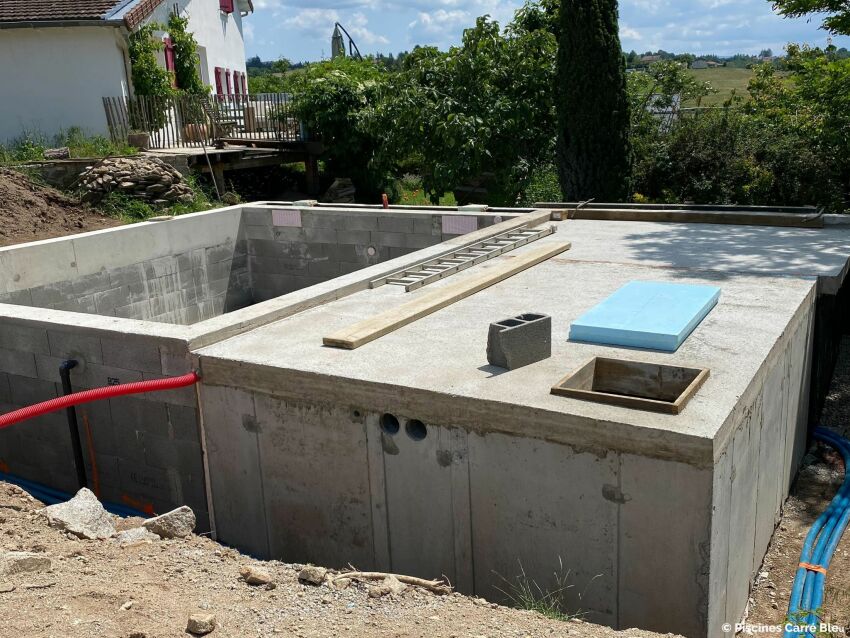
[{"left": 103, "top": 93, "right": 306, "bottom": 149}]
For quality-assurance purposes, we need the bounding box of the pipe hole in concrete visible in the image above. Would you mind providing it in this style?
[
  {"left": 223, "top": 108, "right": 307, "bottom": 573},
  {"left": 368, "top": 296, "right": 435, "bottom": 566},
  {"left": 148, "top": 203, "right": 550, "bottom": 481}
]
[
  {"left": 380, "top": 413, "right": 400, "bottom": 435},
  {"left": 406, "top": 419, "right": 427, "bottom": 441}
]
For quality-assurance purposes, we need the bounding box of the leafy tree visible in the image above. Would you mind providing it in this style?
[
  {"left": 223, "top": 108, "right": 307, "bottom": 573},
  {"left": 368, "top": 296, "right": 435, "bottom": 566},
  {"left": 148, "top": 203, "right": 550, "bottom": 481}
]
[
  {"left": 556, "top": 0, "right": 632, "bottom": 201},
  {"left": 771, "top": 0, "right": 850, "bottom": 35},
  {"left": 373, "top": 15, "right": 557, "bottom": 205},
  {"left": 287, "top": 58, "right": 394, "bottom": 200}
]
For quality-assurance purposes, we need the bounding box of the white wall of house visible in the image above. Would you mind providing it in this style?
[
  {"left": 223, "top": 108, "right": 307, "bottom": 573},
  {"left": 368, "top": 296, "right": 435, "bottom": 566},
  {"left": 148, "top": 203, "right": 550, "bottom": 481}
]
[
  {"left": 146, "top": 0, "right": 249, "bottom": 94},
  {"left": 0, "top": 26, "right": 130, "bottom": 144}
]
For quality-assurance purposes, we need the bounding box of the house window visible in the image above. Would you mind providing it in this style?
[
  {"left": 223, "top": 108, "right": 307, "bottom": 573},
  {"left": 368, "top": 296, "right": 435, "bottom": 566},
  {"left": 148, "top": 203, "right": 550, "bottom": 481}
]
[
  {"left": 219, "top": 0, "right": 234, "bottom": 14},
  {"left": 164, "top": 37, "right": 177, "bottom": 88},
  {"left": 214, "top": 66, "right": 224, "bottom": 95}
]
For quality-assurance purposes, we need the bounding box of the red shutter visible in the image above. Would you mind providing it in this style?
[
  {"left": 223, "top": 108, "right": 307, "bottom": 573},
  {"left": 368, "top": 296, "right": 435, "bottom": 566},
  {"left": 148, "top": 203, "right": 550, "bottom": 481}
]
[
  {"left": 214, "top": 66, "right": 223, "bottom": 95},
  {"left": 219, "top": 0, "right": 234, "bottom": 14},
  {"left": 241, "top": 72, "right": 248, "bottom": 96},
  {"left": 234, "top": 72, "right": 241, "bottom": 96},
  {"left": 225, "top": 69, "right": 232, "bottom": 96},
  {"left": 164, "top": 37, "right": 177, "bottom": 88}
]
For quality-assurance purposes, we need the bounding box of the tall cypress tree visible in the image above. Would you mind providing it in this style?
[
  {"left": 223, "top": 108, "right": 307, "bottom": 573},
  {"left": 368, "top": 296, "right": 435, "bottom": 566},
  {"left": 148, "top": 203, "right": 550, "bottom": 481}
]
[{"left": 556, "top": 0, "right": 632, "bottom": 202}]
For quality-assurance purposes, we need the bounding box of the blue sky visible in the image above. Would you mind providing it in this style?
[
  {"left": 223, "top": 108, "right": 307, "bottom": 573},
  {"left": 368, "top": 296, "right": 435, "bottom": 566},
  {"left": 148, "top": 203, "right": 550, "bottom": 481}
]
[{"left": 245, "top": 0, "right": 850, "bottom": 62}]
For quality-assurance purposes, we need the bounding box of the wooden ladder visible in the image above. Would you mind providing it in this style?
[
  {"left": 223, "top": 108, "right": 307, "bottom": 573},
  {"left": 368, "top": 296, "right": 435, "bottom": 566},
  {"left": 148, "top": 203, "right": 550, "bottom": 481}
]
[{"left": 369, "top": 224, "right": 556, "bottom": 292}]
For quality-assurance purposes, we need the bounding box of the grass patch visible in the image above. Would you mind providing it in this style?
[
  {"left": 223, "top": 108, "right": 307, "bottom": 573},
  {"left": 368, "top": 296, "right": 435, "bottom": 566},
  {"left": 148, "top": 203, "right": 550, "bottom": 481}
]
[
  {"left": 0, "top": 127, "right": 136, "bottom": 165},
  {"left": 96, "top": 174, "right": 217, "bottom": 223},
  {"left": 494, "top": 558, "right": 597, "bottom": 622}
]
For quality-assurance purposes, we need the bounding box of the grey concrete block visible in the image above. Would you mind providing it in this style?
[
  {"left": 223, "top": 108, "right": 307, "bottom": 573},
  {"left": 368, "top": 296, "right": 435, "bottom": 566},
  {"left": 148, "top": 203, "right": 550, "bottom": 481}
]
[
  {"left": 0, "top": 289, "right": 34, "bottom": 306},
  {"left": 388, "top": 247, "right": 414, "bottom": 259},
  {"left": 414, "top": 217, "right": 441, "bottom": 236},
  {"left": 166, "top": 404, "right": 199, "bottom": 440},
  {"left": 72, "top": 270, "right": 111, "bottom": 296},
  {"left": 142, "top": 434, "right": 204, "bottom": 478},
  {"left": 94, "top": 286, "right": 131, "bottom": 315},
  {"left": 242, "top": 208, "right": 272, "bottom": 226},
  {"left": 205, "top": 244, "right": 235, "bottom": 265},
  {"left": 339, "top": 262, "right": 366, "bottom": 275},
  {"left": 307, "top": 260, "right": 340, "bottom": 279},
  {"left": 7, "top": 373, "right": 58, "bottom": 406},
  {"left": 102, "top": 337, "right": 162, "bottom": 374},
  {"left": 378, "top": 216, "right": 415, "bottom": 233},
  {"left": 301, "top": 213, "right": 346, "bottom": 229},
  {"left": 404, "top": 233, "right": 437, "bottom": 249},
  {"left": 113, "top": 300, "right": 152, "bottom": 320},
  {"left": 341, "top": 215, "right": 379, "bottom": 231},
  {"left": 0, "top": 373, "right": 10, "bottom": 404},
  {"left": 111, "top": 395, "right": 169, "bottom": 437},
  {"left": 47, "top": 330, "right": 103, "bottom": 363},
  {"left": 486, "top": 313, "right": 551, "bottom": 370},
  {"left": 370, "top": 231, "right": 407, "bottom": 248},
  {"left": 0, "top": 347, "right": 38, "bottom": 378},
  {"left": 53, "top": 293, "right": 97, "bottom": 315},
  {"left": 303, "top": 227, "right": 338, "bottom": 244},
  {"left": 108, "top": 264, "right": 144, "bottom": 289},
  {"left": 245, "top": 224, "right": 274, "bottom": 241},
  {"left": 30, "top": 280, "right": 75, "bottom": 307},
  {"left": 117, "top": 457, "right": 173, "bottom": 502},
  {"left": 272, "top": 227, "right": 306, "bottom": 242},
  {"left": 337, "top": 230, "right": 371, "bottom": 245},
  {"left": 0, "top": 324, "right": 50, "bottom": 355}
]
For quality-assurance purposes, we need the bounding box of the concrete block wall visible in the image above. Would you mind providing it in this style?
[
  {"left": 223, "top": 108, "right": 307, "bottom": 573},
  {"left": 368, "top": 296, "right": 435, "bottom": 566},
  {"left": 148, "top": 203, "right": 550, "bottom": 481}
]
[
  {"left": 0, "top": 320, "right": 208, "bottom": 529},
  {"left": 0, "top": 238, "right": 251, "bottom": 326},
  {"left": 241, "top": 207, "right": 505, "bottom": 302}
]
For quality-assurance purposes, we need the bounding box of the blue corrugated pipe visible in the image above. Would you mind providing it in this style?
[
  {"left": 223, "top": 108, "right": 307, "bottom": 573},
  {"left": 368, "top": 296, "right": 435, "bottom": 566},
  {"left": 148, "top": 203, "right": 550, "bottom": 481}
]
[
  {"left": 0, "top": 470, "right": 146, "bottom": 519},
  {"left": 784, "top": 427, "right": 850, "bottom": 637}
]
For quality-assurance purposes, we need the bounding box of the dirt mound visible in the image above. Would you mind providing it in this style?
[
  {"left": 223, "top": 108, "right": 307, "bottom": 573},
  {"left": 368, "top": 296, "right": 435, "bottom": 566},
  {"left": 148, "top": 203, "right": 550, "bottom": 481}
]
[
  {"left": 0, "top": 481, "right": 675, "bottom": 638},
  {"left": 0, "top": 167, "right": 120, "bottom": 247}
]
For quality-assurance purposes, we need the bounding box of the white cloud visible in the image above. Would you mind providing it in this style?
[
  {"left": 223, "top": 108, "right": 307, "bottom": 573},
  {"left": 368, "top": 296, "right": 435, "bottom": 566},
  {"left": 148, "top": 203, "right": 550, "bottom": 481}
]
[
  {"left": 347, "top": 12, "right": 390, "bottom": 45},
  {"left": 243, "top": 22, "right": 255, "bottom": 42},
  {"left": 282, "top": 8, "right": 340, "bottom": 39}
]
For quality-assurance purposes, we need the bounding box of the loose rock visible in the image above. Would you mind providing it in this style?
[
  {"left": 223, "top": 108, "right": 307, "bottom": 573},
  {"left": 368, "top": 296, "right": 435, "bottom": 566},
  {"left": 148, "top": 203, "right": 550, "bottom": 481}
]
[
  {"left": 0, "top": 552, "right": 51, "bottom": 577},
  {"left": 78, "top": 157, "right": 193, "bottom": 205},
  {"left": 142, "top": 506, "right": 195, "bottom": 539},
  {"left": 298, "top": 565, "right": 327, "bottom": 586},
  {"left": 368, "top": 575, "right": 407, "bottom": 598},
  {"left": 187, "top": 612, "right": 217, "bottom": 635},
  {"left": 39, "top": 488, "right": 115, "bottom": 540},
  {"left": 0, "top": 582, "right": 15, "bottom": 593},
  {"left": 240, "top": 565, "right": 273, "bottom": 586},
  {"left": 116, "top": 527, "right": 160, "bottom": 545}
]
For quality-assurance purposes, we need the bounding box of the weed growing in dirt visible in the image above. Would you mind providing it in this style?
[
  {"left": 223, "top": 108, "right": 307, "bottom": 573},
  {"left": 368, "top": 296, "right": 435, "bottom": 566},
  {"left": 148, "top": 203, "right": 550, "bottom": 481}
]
[
  {"left": 0, "top": 128, "right": 135, "bottom": 165},
  {"left": 96, "top": 174, "right": 216, "bottom": 222},
  {"left": 493, "top": 558, "right": 599, "bottom": 622}
]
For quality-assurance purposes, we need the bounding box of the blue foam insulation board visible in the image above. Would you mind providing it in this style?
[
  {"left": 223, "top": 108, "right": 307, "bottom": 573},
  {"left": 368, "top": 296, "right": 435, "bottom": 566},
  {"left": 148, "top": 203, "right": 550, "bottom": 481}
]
[{"left": 569, "top": 281, "right": 721, "bottom": 352}]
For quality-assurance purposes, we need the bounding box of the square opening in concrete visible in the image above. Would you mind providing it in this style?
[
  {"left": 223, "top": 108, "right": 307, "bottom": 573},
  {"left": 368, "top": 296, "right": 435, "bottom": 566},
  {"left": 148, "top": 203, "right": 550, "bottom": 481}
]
[{"left": 551, "top": 356, "right": 709, "bottom": 414}]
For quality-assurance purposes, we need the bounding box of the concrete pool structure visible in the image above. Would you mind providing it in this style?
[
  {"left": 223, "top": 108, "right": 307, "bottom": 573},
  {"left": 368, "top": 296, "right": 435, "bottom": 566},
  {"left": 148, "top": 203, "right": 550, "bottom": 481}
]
[{"left": 2, "top": 203, "right": 850, "bottom": 636}]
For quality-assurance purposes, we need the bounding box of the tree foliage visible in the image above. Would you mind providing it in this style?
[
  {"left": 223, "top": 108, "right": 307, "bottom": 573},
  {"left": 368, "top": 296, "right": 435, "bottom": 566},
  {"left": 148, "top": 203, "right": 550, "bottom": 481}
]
[
  {"left": 167, "top": 13, "right": 205, "bottom": 95},
  {"left": 771, "top": 0, "right": 850, "bottom": 35},
  {"left": 556, "top": 0, "right": 632, "bottom": 201},
  {"left": 372, "top": 16, "right": 557, "bottom": 205},
  {"left": 287, "top": 58, "right": 394, "bottom": 199},
  {"left": 129, "top": 23, "right": 173, "bottom": 98}
]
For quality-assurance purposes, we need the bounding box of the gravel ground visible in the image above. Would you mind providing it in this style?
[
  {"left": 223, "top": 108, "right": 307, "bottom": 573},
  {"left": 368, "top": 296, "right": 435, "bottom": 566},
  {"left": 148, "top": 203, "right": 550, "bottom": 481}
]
[
  {"left": 0, "top": 482, "right": 676, "bottom": 638},
  {"left": 746, "top": 336, "right": 850, "bottom": 632}
]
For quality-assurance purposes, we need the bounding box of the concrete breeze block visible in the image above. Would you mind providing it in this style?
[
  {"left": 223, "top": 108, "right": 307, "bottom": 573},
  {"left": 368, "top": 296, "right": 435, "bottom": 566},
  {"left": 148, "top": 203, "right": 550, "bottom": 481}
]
[{"left": 486, "top": 313, "right": 552, "bottom": 370}]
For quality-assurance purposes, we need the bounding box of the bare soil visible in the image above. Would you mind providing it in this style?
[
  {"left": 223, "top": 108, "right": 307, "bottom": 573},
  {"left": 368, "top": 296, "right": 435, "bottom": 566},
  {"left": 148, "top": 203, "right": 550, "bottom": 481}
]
[
  {"left": 747, "top": 336, "right": 850, "bottom": 631},
  {"left": 0, "top": 168, "right": 120, "bottom": 247},
  {"left": 0, "top": 482, "right": 675, "bottom": 638}
]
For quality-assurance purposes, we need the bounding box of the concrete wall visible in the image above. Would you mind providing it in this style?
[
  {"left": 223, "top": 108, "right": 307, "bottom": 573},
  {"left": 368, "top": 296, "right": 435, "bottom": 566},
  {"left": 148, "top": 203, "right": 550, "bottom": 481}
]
[
  {"left": 707, "top": 292, "right": 815, "bottom": 636},
  {"left": 241, "top": 207, "right": 503, "bottom": 302},
  {"left": 198, "top": 285, "right": 816, "bottom": 638},
  {"left": 0, "top": 318, "right": 207, "bottom": 529},
  {"left": 0, "top": 26, "right": 129, "bottom": 143},
  {"left": 0, "top": 236, "right": 251, "bottom": 325}
]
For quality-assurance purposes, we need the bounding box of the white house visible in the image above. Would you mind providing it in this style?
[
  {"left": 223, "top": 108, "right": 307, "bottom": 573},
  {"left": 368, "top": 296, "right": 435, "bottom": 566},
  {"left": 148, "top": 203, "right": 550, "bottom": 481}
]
[{"left": 0, "top": 0, "right": 253, "bottom": 144}]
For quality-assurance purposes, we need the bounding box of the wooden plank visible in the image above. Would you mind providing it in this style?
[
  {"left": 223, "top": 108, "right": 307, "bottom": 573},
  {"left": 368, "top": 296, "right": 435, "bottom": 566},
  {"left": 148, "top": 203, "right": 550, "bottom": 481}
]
[{"left": 324, "top": 241, "right": 571, "bottom": 350}]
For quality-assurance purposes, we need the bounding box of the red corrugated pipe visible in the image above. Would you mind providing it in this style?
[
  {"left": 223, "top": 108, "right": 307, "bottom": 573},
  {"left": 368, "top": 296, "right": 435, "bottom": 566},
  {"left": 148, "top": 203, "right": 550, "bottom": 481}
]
[{"left": 0, "top": 372, "right": 200, "bottom": 431}]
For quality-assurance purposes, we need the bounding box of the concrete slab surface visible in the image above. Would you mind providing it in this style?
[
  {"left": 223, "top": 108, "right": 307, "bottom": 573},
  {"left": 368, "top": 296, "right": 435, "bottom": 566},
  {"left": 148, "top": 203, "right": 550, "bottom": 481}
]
[{"left": 196, "top": 223, "right": 820, "bottom": 466}]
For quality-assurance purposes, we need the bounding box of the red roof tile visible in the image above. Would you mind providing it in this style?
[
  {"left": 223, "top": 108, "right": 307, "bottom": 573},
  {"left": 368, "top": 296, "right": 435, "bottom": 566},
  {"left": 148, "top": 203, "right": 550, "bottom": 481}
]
[{"left": 0, "top": 0, "right": 127, "bottom": 23}]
